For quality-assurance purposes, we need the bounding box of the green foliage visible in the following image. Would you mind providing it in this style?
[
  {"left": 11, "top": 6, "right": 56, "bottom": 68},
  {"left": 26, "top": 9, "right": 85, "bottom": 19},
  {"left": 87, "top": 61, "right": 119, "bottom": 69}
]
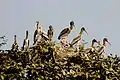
[{"left": 0, "top": 41, "right": 120, "bottom": 80}]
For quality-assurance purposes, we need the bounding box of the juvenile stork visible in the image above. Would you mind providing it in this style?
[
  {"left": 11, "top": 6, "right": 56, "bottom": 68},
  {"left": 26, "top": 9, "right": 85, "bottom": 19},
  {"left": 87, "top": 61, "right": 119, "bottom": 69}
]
[
  {"left": 33, "top": 21, "right": 49, "bottom": 45},
  {"left": 97, "top": 38, "right": 111, "bottom": 55},
  {"left": 33, "top": 21, "right": 42, "bottom": 45},
  {"left": 58, "top": 21, "right": 75, "bottom": 47},
  {"left": 70, "top": 27, "right": 88, "bottom": 47},
  {"left": 86, "top": 39, "right": 98, "bottom": 54},
  {"left": 11, "top": 35, "right": 19, "bottom": 52},
  {"left": 47, "top": 25, "right": 54, "bottom": 41},
  {"left": 22, "top": 30, "right": 29, "bottom": 51},
  {"left": 84, "top": 39, "right": 98, "bottom": 59}
]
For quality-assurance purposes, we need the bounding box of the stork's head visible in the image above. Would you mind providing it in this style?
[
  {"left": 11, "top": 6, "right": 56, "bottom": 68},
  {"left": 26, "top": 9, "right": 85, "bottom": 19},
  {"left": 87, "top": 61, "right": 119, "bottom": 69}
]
[
  {"left": 36, "top": 21, "right": 39, "bottom": 24},
  {"left": 92, "top": 39, "right": 97, "bottom": 43},
  {"left": 80, "top": 27, "right": 88, "bottom": 35},
  {"left": 91, "top": 39, "right": 98, "bottom": 47},
  {"left": 70, "top": 21, "right": 75, "bottom": 30},
  {"left": 14, "top": 35, "right": 16, "bottom": 39},
  {"left": 103, "top": 38, "right": 111, "bottom": 46},
  {"left": 49, "top": 25, "right": 53, "bottom": 30},
  {"left": 36, "top": 21, "right": 39, "bottom": 29},
  {"left": 14, "top": 35, "right": 17, "bottom": 44}
]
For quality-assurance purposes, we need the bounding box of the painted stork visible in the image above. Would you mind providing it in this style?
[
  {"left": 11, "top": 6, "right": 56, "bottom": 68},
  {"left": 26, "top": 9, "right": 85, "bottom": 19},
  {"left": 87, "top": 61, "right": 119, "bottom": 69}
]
[
  {"left": 47, "top": 25, "right": 54, "bottom": 41},
  {"left": 58, "top": 21, "right": 75, "bottom": 47},
  {"left": 11, "top": 35, "right": 19, "bottom": 52},
  {"left": 97, "top": 38, "right": 111, "bottom": 55},
  {"left": 70, "top": 27, "right": 88, "bottom": 47},
  {"left": 86, "top": 39, "right": 98, "bottom": 53},
  {"left": 33, "top": 21, "right": 42, "bottom": 45},
  {"left": 33, "top": 21, "right": 49, "bottom": 45},
  {"left": 23, "top": 30, "right": 29, "bottom": 51},
  {"left": 84, "top": 39, "right": 98, "bottom": 59},
  {"left": 58, "top": 21, "right": 75, "bottom": 40}
]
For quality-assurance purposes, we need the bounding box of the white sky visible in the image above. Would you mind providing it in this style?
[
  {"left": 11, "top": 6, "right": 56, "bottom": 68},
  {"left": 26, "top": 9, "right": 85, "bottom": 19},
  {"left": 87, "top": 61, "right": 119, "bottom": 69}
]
[{"left": 0, "top": 0, "right": 120, "bottom": 56}]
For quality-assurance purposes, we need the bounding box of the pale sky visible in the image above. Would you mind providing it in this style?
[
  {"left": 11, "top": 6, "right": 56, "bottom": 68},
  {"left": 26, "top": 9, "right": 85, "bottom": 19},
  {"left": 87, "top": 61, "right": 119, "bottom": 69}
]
[{"left": 0, "top": 0, "right": 120, "bottom": 56}]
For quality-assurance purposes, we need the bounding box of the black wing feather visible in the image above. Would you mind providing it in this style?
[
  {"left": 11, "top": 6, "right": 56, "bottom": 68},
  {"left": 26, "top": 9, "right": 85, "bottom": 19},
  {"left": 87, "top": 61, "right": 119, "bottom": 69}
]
[
  {"left": 33, "top": 30, "right": 37, "bottom": 44},
  {"left": 23, "top": 39, "right": 25, "bottom": 50},
  {"left": 58, "top": 28, "right": 69, "bottom": 40}
]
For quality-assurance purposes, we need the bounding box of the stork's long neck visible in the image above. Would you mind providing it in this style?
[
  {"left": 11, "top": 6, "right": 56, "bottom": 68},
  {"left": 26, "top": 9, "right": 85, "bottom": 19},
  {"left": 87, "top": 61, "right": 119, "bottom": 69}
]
[
  {"left": 79, "top": 30, "right": 83, "bottom": 38},
  {"left": 14, "top": 36, "right": 17, "bottom": 44},
  {"left": 37, "top": 24, "right": 39, "bottom": 30},
  {"left": 103, "top": 40, "right": 106, "bottom": 46},
  {"left": 26, "top": 33, "right": 28, "bottom": 39},
  {"left": 97, "top": 42, "right": 105, "bottom": 53},
  {"left": 91, "top": 41, "right": 94, "bottom": 47}
]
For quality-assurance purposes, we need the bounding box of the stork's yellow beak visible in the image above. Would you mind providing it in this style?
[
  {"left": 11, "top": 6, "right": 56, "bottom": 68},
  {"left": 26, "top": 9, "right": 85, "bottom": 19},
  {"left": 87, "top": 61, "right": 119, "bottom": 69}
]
[
  {"left": 84, "top": 30, "right": 88, "bottom": 35},
  {"left": 107, "top": 41, "right": 111, "bottom": 46}
]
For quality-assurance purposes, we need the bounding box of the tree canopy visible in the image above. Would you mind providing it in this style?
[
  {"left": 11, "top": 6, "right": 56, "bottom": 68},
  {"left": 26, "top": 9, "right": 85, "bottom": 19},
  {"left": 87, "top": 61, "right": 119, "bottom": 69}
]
[{"left": 0, "top": 40, "right": 120, "bottom": 80}]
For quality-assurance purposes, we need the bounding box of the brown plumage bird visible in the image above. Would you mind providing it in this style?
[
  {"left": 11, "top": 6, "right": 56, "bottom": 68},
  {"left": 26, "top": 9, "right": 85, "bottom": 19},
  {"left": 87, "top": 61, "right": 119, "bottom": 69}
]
[
  {"left": 11, "top": 35, "right": 19, "bottom": 52},
  {"left": 58, "top": 21, "right": 75, "bottom": 40},
  {"left": 33, "top": 21, "right": 43, "bottom": 45},
  {"left": 58, "top": 21, "right": 75, "bottom": 47},
  {"left": 47, "top": 25, "right": 54, "bottom": 41},
  {"left": 97, "top": 38, "right": 111, "bottom": 55},
  {"left": 70, "top": 27, "right": 88, "bottom": 47},
  {"left": 84, "top": 39, "right": 98, "bottom": 60},
  {"left": 85, "top": 39, "right": 98, "bottom": 54}
]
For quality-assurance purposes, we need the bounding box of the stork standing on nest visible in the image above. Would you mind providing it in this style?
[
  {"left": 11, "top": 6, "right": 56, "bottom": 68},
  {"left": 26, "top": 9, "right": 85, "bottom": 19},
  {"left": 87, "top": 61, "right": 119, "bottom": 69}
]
[
  {"left": 58, "top": 21, "right": 75, "bottom": 47},
  {"left": 33, "top": 21, "right": 49, "bottom": 45},
  {"left": 70, "top": 26, "right": 88, "bottom": 47},
  {"left": 22, "top": 30, "right": 29, "bottom": 51},
  {"left": 11, "top": 35, "right": 19, "bottom": 52},
  {"left": 33, "top": 21, "right": 42, "bottom": 45},
  {"left": 85, "top": 39, "right": 98, "bottom": 54},
  {"left": 97, "top": 38, "right": 111, "bottom": 55},
  {"left": 84, "top": 39, "right": 98, "bottom": 59},
  {"left": 47, "top": 25, "right": 54, "bottom": 41}
]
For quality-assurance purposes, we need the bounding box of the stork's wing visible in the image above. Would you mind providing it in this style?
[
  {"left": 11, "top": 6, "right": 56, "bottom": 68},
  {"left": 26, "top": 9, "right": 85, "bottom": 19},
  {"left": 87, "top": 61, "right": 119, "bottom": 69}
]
[
  {"left": 71, "top": 35, "right": 81, "bottom": 45},
  {"left": 33, "top": 30, "right": 37, "bottom": 44},
  {"left": 58, "top": 28, "right": 69, "bottom": 40}
]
